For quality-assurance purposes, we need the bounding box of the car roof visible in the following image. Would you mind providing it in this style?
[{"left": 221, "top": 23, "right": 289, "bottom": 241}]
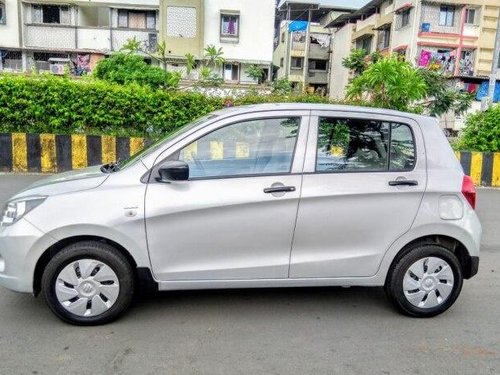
[{"left": 212, "top": 103, "right": 432, "bottom": 123}]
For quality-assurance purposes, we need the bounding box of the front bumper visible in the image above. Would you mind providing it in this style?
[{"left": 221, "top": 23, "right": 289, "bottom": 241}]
[{"left": 0, "top": 219, "right": 54, "bottom": 293}]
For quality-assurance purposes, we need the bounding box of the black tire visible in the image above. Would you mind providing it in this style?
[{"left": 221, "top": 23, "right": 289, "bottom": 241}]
[
  {"left": 41, "top": 241, "right": 135, "bottom": 325},
  {"left": 385, "top": 245, "right": 463, "bottom": 317}
]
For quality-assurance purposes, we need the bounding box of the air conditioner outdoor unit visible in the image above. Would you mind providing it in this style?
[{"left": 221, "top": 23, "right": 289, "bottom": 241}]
[{"left": 50, "top": 63, "right": 66, "bottom": 75}]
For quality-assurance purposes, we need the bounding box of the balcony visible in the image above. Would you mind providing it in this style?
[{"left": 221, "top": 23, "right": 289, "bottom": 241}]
[
  {"left": 77, "top": 28, "right": 112, "bottom": 51},
  {"left": 112, "top": 29, "right": 157, "bottom": 52},
  {"left": 24, "top": 24, "right": 158, "bottom": 53},
  {"left": 24, "top": 24, "right": 76, "bottom": 50},
  {"left": 291, "top": 41, "right": 329, "bottom": 59},
  {"left": 308, "top": 70, "right": 328, "bottom": 84}
]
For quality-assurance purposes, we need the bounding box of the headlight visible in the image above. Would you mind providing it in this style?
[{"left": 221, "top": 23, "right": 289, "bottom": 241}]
[{"left": 0, "top": 196, "right": 47, "bottom": 227}]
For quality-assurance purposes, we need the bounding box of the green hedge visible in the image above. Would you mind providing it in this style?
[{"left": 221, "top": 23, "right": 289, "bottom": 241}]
[
  {"left": 0, "top": 74, "right": 351, "bottom": 138},
  {"left": 456, "top": 104, "right": 500, "bottom": 152},
  {"left": 0, "top": 74, "right": 223, "bottom": 137}
]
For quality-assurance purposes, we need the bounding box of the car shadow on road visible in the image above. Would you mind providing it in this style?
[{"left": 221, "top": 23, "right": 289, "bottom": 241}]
[{"left": 127, "top": 286, "right": 394, "bottom": 321}]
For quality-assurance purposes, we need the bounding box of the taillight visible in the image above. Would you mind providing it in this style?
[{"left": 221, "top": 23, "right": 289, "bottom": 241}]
[{"left": 461, "top": 175, "right": 476, "bottom": 209}]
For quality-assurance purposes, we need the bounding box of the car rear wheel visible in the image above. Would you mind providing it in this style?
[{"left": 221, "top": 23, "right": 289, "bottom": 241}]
[
  {"left": 41, "top": 241, "right": 134, "bottom": 325},
  {"left": 386, "top": 245, "right": 463, "bottom": 317}
]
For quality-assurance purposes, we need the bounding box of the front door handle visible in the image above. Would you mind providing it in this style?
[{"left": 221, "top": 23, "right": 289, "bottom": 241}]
[
  {"left": 388, "top": 180, "right": 418, "bottom": 186},
  {"left": 264, "top": 186, "right": 296, "bottom": 194}
]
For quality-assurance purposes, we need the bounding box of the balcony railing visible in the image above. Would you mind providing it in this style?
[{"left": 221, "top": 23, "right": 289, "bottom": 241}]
[
  {"left": 25, "top": 24, "right": 77, "bottom": 50},
  {"left": 24, "top": 24, "right": 158, "bottom": 53},
  {"left": 112, "top": 29, "right": 158, "bottom": 52}
]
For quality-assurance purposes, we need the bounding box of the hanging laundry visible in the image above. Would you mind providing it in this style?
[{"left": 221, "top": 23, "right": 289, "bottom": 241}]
[
  {"left": 310, "top": 33, "right": 331, "bottom": 48},
  {"left": 292, "top": 31, "right": 306, "bottom": 42},
  {"left": 418, "top": 50, "right": 432, "bottom": 67}
]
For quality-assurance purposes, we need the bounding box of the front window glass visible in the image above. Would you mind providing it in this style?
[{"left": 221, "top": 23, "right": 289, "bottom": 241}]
[
  {"left": 116, "top": 114, "right": 218, "bottom": 170},
  {"left": 316, "top": 117, "right": 415, "bottom": 172},
  {"left": 177, "top": 117, "right": 300, "bottom": 179}
]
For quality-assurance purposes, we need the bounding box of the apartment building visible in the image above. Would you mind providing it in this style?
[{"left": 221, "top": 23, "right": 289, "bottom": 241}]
[
  {"left": 329, "top": 0, "right": 500, "bottom": 105},
  {"left": 273, "top": 0, "right": 369, "bottom": 93},
  {"left": 159, "top": 0, "right": 275, "bottom": 84},
  {"left": 0, "top": 0, "right": 22, "bottom": 71},
  {"left": 0, "top": 0, "right": 159, "bottom": 73}
]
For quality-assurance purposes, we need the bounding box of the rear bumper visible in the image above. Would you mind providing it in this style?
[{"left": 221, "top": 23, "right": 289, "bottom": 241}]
[{"left": 464, "top": 256, "right": 479, "bottom": 279}]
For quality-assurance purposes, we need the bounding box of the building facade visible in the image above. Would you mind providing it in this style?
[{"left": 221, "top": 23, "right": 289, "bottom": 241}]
[
  {"left": 328, "top": 0, "right": 500, "bottom": 132},
  {"left": 159, "top": 0, "right": 276, "bottom": 84},
  {"left": 1, "top": 0, "right": 276, "bottom": 85},
  {"left": 330, "top": 0, "right": 500, "bottom": 96},
  {"left": 273, "top": 0, "right": 369, "bottom": 93},
  {"left": 0, "top": 0, "right": 159, "bottom": 73}
]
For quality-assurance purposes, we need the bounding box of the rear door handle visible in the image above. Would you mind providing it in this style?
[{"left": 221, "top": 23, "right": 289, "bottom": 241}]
[
  {"left": 264, "top": 186, "right": 296, "bottom": 193},
  {"left": 388, "top": 180, "right": 418, "bottom": 186}
]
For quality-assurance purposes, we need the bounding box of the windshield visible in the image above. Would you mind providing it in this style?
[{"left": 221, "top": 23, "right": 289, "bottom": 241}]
[{"left": 113, "top": 114, "right": 218, "bottom": 170}]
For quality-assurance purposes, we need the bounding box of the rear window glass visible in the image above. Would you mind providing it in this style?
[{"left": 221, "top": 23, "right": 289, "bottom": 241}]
[{"left": 316, "top": 117, "right": 415, "bottom": 172}]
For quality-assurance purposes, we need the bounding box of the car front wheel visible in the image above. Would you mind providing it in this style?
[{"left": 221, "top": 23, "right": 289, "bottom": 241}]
[
  {"left": 386, "top": 245, "right": 463, "bottom": 317},
  {"left": 41, "top": 241, "right": 135, "bottom": 325}
]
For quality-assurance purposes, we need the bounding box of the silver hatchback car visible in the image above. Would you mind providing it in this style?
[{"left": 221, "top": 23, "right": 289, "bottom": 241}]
[{"left": 0, "top": 104, "right": 481, "bottom": 325}]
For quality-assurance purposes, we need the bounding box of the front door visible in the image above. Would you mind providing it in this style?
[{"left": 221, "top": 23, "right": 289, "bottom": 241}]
[
  {"left": 290, "top": 112, "right": 427, "bottom": 278},
  {"left": 145, "top": 113, "right": 308, "bottom": 281}
]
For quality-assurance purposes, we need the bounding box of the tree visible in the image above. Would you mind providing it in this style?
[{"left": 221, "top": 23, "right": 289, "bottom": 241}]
[
  {"left": 344, "top": 51, "right": 473, "bottom": 115},
  {"left": 121, "top": 37, "right": 170, "bottom": 72},
  {"left": 185, "top": 53, "right": 196, "bottom": 76},
  {"left": 93, "top": 53, "right": 180, "bottom": 89},
  {"left": 456, "top": 104, "right": 500, "bottom": 152},
  {"left": 346, "top": 57, "right": 427, "bottom": 112},
  {"left": 245, "top": 65, "right": 265, "bottom": 84},
  {"left": 272, "top": 78, "right": 292, "bottom": 95},
  {"left": 417, "top": 69, "right": 473, "bottom": 117},
  {"left": 204, "top": 45, "right": 225, "bottom": 68},
  {"left": 342, "top": 49, "right": 381, "bottom": 76}
]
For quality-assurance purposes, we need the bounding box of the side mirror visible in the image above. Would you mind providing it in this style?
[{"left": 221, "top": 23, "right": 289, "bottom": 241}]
[{"left": 157, "top": 161, "right": 189, "bottom": 183}]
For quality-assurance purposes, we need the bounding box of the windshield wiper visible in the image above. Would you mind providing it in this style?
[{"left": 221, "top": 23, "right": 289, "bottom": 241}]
[{"left": 100, "top": 161, "right": 120, "bottom": 173}]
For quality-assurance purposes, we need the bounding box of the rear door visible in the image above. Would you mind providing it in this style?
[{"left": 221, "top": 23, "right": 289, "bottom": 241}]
[{"left": 290, "top": 111, "right": 427, "bottom": 278}]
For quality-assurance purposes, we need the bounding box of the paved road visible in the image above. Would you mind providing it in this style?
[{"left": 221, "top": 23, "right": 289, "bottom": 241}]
[{"left": 0, "top": 175, "right": 499, "bottom": 375}]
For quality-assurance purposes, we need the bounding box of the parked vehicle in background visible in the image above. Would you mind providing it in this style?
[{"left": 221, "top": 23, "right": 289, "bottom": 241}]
[{"left": 0, "top": 104, "right": 481, "bottom": 325}]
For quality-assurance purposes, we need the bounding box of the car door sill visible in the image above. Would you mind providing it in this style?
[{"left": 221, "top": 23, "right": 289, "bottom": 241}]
[{"left": 158, "top": 276, "right": 382, "bottom": 291}]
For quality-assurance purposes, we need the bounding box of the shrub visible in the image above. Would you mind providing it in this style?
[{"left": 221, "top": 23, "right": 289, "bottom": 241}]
[
  {"left": 93, "top": 53, "right": 181, "bottom": 90},
  {"left": 456, "top": 104, "right": 500, "bottom": 152},
  {"left": 0, "top": 74, "right": 221, "bottom": 137},
  {"left": 0, "top": 74, "right": 356, "bottom": 138},
  {"left": 272, "top": 78, "right": 293, "bottom": 95}
]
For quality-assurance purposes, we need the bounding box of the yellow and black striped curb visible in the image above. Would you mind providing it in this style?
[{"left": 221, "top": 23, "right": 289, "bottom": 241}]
[
  {"left": 0, "top": 133, "right": 150, "bottom": 173},
  {"left": 454, "top": 151, "right": 500, "bottom": 187},
  {"left": 0, "top": 133, "right": 499, "bottom": 187}
]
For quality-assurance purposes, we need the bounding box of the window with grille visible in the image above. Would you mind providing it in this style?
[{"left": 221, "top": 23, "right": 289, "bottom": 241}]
[
  {"left": 221, "top": 14, "right": 239, "bottom": 37},
  {"left": 117, "top": 10, "right": 156, "bottom": 29},
  {"left": 309, "top": 59, "right": 327, "bottom": 71},
  {"left": 290, "top": 57, "right": 303, "bottom": 69},
  {"left": 378, "top": 27, "right": 391, "bottom": 50},
  {"left": 465, "top": 8, "right": 476, "bottom": 25},
  {"left": 31, "top": 5, "right": 70, "bottom": 24},
  {"left": 400, "top": 9, "right": 411, "bottom": 28},
  {"left": 439, "top": 6, "right": 455, "bottom": 27},
  {"left": 0, "top": 2, "right": 6, "bottom": 25},
  {"left": 356, "top": 36, "right": 373, "bottom": 52}
]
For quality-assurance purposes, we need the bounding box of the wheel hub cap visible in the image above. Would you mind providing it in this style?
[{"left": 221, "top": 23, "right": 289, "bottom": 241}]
[
  {"left": 55, "top": 259, "right": 120, "bottom": 317},
  {"left": 403, "top": 256, "right": 454, "bottom": 309}
]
